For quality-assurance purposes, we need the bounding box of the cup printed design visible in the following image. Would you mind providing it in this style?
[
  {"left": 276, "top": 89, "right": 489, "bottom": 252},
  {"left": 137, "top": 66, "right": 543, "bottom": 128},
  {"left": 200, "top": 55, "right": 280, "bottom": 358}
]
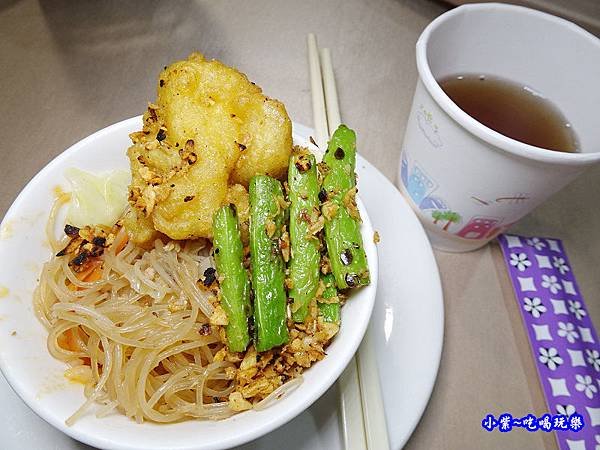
[
  {"left": 417, "top": 104, "right": 442, "bottom": 148},
  {"left": 401, "top": 152, "right": 521, "bottom": 239},
  {"left": 456, "top": 216, "right": 501, "bottom": 240},
  {"left": 420, "top": 195, "right": 448, "bottom": 210},
  {"left": 470, "top": 194, "right": 531, "bottom": 207},
  {"left": 401, "top": 153, "right": 440, "bottom": 207},
  {"left": 401, "top": 152, "right": 462, "bottom": 234},
  {"left": 408, "top": 165, "right": 436, "bottom": 204},
  {"left": 431, "top": 210, "right": 461, "bottom": 232}
]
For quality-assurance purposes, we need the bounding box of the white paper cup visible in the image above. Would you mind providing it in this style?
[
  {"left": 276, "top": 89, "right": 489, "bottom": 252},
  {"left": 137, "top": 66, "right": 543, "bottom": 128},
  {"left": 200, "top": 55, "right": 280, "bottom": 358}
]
[{"left": 398, "top": 3, "right": 600, "bottom": 252}]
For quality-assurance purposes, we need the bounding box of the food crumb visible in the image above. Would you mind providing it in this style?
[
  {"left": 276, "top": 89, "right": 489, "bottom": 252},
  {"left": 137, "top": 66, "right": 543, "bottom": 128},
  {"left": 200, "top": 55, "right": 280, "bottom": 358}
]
[
  {"left": 64, "top": 365, "right": 92, "bottom": 384},
  {"left": 10, "top": 331, "right": 16, "bottom": 336},
  {"left": 209, "top": 305, "right": 229, "bottom": 326},
  {"left": 0, "top": 221, "right": 13, "bottom": 240},
  {"left": 373, "top": 231, "right": 380, "bottom": 244},
  {"left": 0, "top": 286, "right": 8, "bottom": 298},
  {"left": 228, "top": 392, "right": 253, "bottom": 411},
  {"left": 52, "top": 185, "right": 66, "bottom": 198}
]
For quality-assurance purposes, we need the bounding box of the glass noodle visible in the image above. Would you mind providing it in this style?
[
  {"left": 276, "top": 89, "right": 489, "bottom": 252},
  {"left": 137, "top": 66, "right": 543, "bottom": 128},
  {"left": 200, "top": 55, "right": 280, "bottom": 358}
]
[{"left": 34, "top": 199, "right": 301, "bottom": 425}]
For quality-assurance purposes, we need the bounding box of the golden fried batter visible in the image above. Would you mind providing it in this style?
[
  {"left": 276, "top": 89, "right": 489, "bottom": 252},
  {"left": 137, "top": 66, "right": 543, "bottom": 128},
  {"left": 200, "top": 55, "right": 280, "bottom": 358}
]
[
  {"left": 225, "top": 183, "right": 251, "bottom": 244},
  {"left": 125, "top": 53, "right": 292, "bottom": 242}
]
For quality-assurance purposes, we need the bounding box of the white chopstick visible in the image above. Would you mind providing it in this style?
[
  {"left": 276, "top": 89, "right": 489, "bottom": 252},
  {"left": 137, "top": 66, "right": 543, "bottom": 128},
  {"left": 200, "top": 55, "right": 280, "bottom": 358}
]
[
  {"left": 319, "top": 48, "right": 341, "bottom": 132},
  {"left": 356, "top": 331, "right": 391, "bottom": 450},
  {"left": 307, "top": 34, "right": 329, "bottom": 150},
  {"left": 338, "top": 358, "right": 368, "bottom": 450},
  {"left": 308, "top": 35, "right": 367, "bottom": 450},
  {"left": 307, "top": 34, "right": 390, "bottom": 450}
]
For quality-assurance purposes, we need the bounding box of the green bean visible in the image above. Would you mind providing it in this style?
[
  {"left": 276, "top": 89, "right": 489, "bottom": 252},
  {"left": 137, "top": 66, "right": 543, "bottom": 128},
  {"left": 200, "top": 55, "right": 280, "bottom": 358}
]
[
  {"left": 249, "top": 175, "right": 289, "bottom": 351},
  {"left": 212, "top": 205, "right": 251, "bottom": 352},
  {"left": 321, "top": 125, "right": 370, "bottom": 289},
  {"left": 318, "top": 273, "right": 340, "bottom": 323},
  {"left": 288, "top": 153, "right": 321, "bottom": 322}
]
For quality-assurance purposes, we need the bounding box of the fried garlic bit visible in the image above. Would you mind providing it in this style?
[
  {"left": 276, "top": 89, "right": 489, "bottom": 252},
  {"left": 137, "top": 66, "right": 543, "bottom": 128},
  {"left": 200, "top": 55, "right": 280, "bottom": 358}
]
[
  {"left": 209, "top": 305, "right": 229, "bottom": 326},
  {"left": 228, "top": 392, "right": 253, "bottom": 412},
  {"left": 220, "top": 302, "right": 339, "bottom": 405},
  {"left": 125, "top": 52, "right": 292, "bottom": 243}
]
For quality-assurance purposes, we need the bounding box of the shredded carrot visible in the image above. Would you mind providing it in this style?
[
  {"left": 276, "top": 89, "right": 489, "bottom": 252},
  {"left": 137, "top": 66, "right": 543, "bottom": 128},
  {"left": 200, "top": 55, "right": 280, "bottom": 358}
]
[
  {"left": 67, "top": 261, "right": 103, "bottom": 291},
  {"left": 57, "top": 330, "right": 69, "bottom": 349},
  {"left": 114, "top": 235, "right": 129, "bottom": 254},
  {"left": 66, "top": 328, "right": 79, "bottom": 351},
  {"left": 84, "top": 266, "right": 103, "bottom": 282},
  {"left": 76, "top": 263, "right": 99, "bottom": 281},
  {"left": 58, "top": 328, "right": 91, "bottom": 358},
  {"left": 58, "top": 328, "right": 79, "bottom": 352}
]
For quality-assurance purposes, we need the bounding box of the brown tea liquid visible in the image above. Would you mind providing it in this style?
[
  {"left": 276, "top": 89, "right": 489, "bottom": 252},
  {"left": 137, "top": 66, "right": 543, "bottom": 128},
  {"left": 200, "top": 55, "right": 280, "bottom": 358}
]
[{"left": 438, "top": 74, "right": 578, "bottom": 153}]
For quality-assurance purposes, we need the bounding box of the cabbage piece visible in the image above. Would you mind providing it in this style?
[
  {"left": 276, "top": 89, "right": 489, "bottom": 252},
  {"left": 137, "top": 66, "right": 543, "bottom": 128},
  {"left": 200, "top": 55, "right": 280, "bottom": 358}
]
[{"left": 65, "top": 168, "right": 131, "bottom": 227}]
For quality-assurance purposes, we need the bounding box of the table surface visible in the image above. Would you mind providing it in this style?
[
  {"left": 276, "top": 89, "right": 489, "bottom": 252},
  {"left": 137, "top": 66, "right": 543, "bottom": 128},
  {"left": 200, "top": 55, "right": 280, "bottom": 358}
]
[{"left": 1, "top": 1, "right": 599, "bottom": 449}]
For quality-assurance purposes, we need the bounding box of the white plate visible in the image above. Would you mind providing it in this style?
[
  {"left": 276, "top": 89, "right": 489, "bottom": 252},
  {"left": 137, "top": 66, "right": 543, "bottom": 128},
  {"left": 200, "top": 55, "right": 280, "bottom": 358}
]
[{"left": 0, "top": 121, "right": 443, "bottom": 450}]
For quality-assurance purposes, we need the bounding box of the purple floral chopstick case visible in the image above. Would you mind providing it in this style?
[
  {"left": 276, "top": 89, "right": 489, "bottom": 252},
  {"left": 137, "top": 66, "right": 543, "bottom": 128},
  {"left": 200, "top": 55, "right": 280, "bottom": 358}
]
[{"left": 499, "top": 234, "right": 600, "bottom": 450}]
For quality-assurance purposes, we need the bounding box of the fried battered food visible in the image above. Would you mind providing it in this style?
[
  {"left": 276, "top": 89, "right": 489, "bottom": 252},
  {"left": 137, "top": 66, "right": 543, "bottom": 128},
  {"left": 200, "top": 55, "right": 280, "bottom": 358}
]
[
  {"left": 125, "top": 53, "right": 292, "bottom": 242},
  {"left": 121, "top": 208, "right": 160, "bottom": 246},
  {"left": 225, "top": 183, "right": 251, "bottom": 243}
]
